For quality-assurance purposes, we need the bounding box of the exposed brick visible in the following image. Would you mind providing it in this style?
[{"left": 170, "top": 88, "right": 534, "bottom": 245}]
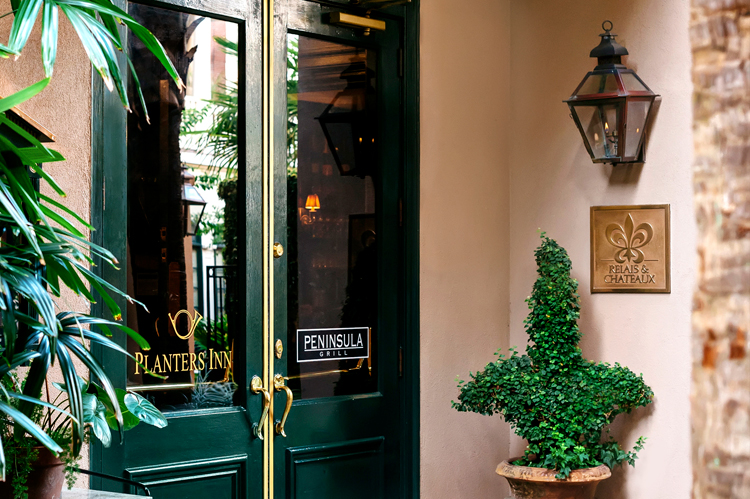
[{"left": 693, "top": 1, "right": 750, "bottom": 497}]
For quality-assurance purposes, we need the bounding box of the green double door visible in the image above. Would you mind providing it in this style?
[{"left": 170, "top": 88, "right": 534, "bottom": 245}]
[{"left": 92, "top": 0, "right": 406, "bottom": 498}]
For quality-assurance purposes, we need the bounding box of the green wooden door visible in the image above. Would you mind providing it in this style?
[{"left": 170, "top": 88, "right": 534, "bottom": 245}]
[
  {"left": 92, "top": 0, "right": 266, "bottom": 497},
  {"left": 93, "top": 1, "right": 415, "bottom": 497},
  {"left": 269, "top": 1, "right": 403, "bottom": 497}
]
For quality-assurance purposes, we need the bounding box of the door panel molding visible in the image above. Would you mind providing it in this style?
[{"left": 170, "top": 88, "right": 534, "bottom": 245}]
[
  {"left": 285, "top": 438, "right": 385, "bottom": 499},
  {"left": 127, "top": 454, "right": 248, "bottom": 498}
]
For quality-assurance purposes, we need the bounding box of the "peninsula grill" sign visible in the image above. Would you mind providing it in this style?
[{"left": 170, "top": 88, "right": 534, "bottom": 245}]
[
  {"left": 590, "top": 205, "right": 671, "bottom": 293},
  {"left": 297, "top": 327, "right": 370, "bottom": 363}
]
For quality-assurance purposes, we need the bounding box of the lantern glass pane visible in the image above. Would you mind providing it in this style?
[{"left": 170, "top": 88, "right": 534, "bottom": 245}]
[
  {"left": 325, "top": 121, "right": 357, "bottom": 174},
  {"left": 625, "top": 100, "right": 651, "bottom": 158},
  {"left": 182, "top": 183, "right": 206, "bottom": 204},
  {"left": 188, "top": 202, "right": 206, "bottom": 235},
  {"left": 573, "top": 104, "right": 620, "bottom": 159},
  {"left": 575, "top": 73, "right": 619, "bottom": 96},
  {"left": 621, "top": 72, "right": 649, "bottom": 92}
]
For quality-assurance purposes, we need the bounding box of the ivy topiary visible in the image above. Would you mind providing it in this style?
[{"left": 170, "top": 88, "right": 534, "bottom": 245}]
[{"left": 452, "top": 233, "right": 653, "bottom": 479}]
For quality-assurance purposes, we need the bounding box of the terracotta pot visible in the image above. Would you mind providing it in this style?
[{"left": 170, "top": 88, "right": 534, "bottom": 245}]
[
  {"left": 0, "top": 447, "right": 65, "bottom": 499},
  {"left": 496, "top": 459, "right": 611, "bottom": 499}
]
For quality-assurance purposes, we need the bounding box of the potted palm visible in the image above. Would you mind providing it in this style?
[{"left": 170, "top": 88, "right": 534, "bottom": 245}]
[
  {"left": 0, "top": 0, "right": 182, "bottom": 497},
  {"left": 453, "top": 234, "right": 653, "bottom": 499}
]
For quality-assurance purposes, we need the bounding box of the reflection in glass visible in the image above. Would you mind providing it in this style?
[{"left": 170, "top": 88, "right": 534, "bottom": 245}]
[
  {"left": 624, "top": 100, "right": 651, "bottom": 158},
  {"left": 575, "top": 73, "right": 619, "bottom": 96},
  {"left": 620, "top": 72, "right": 648, "bottom": 92},
  {"left": 286, "top": 35, "right": 378, "bottom": 399},
  {"left": 126, "top": 4, "right": 240, "bottom": 411},
  {"left": 574, "top": 103, "right": 621, "bottom": 159}
]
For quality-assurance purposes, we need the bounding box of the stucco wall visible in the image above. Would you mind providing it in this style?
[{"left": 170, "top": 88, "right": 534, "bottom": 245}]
[
  {"left": 420, "top": 0, "right": 512, "bottom": 497},
  {"left": 508, "top": 1, "right": 694, "bottom": 498},
  {"left": 0, "top": 1, "right": 93, "bottom": 487},
  {"left": 421, "top": 0, "right": 694, "bottom": 497},
  {"left": 0, "top": 1, "right": 695, "bottom": 497}
]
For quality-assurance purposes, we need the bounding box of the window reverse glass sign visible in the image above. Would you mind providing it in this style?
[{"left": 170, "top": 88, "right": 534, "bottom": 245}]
[{"left": 297, "top": 327, "right": 370, "bottom": 362}]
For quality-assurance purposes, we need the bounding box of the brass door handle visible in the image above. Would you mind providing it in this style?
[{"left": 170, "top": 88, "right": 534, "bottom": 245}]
[
  {"left": 251, "top": 375, "right": 271, "bottom": 440},
  {"left": 273, "top": 374, "right": 293, "bottom": 437}
]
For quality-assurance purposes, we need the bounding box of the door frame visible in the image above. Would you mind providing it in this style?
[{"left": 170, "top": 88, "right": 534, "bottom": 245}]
[{"left": 89, "top": 1, "right": 420, "bottom": 497}]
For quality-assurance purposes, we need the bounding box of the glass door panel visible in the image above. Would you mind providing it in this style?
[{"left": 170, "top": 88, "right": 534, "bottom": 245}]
[
  {"left": 286, "top": 35, "right": 378, "bottom": 399},
  {"left": 93, "top": 1, "right": 264, "bottom": 497},
  {"left": 272, "top": 2, "right": 403, "bottom": 497},
  {"left": 125, "top": 3, "right": 240, "bottom": 411}
]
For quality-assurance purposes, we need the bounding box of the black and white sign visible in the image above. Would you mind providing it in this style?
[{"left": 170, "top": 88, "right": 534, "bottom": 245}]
[{"left": 297, "top": 327, "right": 370, "bottom": 363}]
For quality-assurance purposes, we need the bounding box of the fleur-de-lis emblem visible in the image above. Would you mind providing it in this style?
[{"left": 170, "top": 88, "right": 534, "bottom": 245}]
[{"left": 605, "top": 214, "right": 654, "bottom": 263}]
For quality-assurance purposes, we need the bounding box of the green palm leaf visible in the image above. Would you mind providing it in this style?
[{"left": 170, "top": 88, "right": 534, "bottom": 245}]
[
  {"left": 58, "top": 335, "right": 125, "bottom": 440},
  {"left": 0, "top": 77, "right": 50, "bottom": 112},
  {"left": 41, "top": 1, "right": 59, "bottom": 76},
  {"left": 59, "top": 3, "right": 114, "bottom": 92},
  {"left": 56, "top": 344, "right": 85, "bottom": 455},
  {"left": 7, "top": 0, "right": 42, "bottom": 53},
  {"left": 0, "top": 401, "right": 63, "bottom": 480}
]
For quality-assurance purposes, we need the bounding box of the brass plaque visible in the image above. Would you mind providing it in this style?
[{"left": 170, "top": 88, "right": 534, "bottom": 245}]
[{"left": 590, "top": 205, "right": 670, "bottom": 293}]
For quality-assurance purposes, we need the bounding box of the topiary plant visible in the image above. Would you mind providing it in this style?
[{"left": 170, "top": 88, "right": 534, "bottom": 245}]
[{"left": 452, "top": 233, "right": 653, "bottom": 479}]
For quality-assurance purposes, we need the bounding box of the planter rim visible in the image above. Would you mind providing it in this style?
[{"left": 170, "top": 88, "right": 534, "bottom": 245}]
[{"left": 496, "top": 459, "right": 611, "bottom": 483}]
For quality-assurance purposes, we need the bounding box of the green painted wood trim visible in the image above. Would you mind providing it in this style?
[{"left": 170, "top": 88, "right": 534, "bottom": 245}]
[
  {"left": 402, "top": 1, "right": 420, "bottom": 498},
  {"left": 89, "top": 0, "right": 128, "bottom": 487}
]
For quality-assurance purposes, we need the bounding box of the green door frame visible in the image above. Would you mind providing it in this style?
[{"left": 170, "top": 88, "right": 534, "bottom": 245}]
[
  {"left": 89, "top": 1, "right": 420, "bottom": 497},
  {"left": 401, "top": 3, "right": 420, "bottom": 497},
  {"left": 89, "top": 0, "right": 264, "bottom": 495}
]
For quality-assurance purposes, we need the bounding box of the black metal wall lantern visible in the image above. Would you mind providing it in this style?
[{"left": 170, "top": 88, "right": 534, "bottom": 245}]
[{"left": 565, "top": 21, "right": 659, "bottom": 165}]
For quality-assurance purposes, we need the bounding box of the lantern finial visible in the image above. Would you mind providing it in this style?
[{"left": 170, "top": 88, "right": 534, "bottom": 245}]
[{"left": 590, "top": 20, "right": 628, "bottom": 69}]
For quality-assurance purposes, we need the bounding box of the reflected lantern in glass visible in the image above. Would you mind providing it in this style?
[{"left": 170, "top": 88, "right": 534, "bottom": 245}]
[
  {"left": 316, "top": 56, "right": 377, "bottom": 178},
  {"left": 182, "top": 170, "right": 207, "bottom": 236},
  {"left": 564, "top": 21, "right": 658, "bottom": 165}
]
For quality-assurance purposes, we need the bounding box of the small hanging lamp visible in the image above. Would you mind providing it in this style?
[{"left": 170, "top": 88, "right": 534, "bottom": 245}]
[{"left": 564, "top": 21, "right": 659, "bottom": 165}]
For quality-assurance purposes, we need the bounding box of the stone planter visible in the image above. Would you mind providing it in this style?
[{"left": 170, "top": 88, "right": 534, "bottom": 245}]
[
  {"left": 0, "top": 447, "right": 66, "bottom": 499},
  {"left": 496, "top": 459, "right": 611, "bottom": 499}
]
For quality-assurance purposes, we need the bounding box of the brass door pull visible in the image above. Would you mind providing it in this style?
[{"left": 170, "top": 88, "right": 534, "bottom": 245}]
[
  {"left": 273, "top": 374, "right": 293, "bottom": 437},
  {"left": 251, "top": 375, "right": 271, "bottom": 440}
]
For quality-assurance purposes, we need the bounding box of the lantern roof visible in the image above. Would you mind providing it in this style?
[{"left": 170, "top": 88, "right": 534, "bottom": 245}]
[
  {"left": 565, "top": 21, "right": 657, "bottom": 103},
  {"left": 589, "top": 20, "right": 628, "bottom": 68},
  {"left": 563, "top": 21, "right": 660, "bottom": 165},
  {"left": 567, "top": 70, "right": 655, "bottom": 101}
]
